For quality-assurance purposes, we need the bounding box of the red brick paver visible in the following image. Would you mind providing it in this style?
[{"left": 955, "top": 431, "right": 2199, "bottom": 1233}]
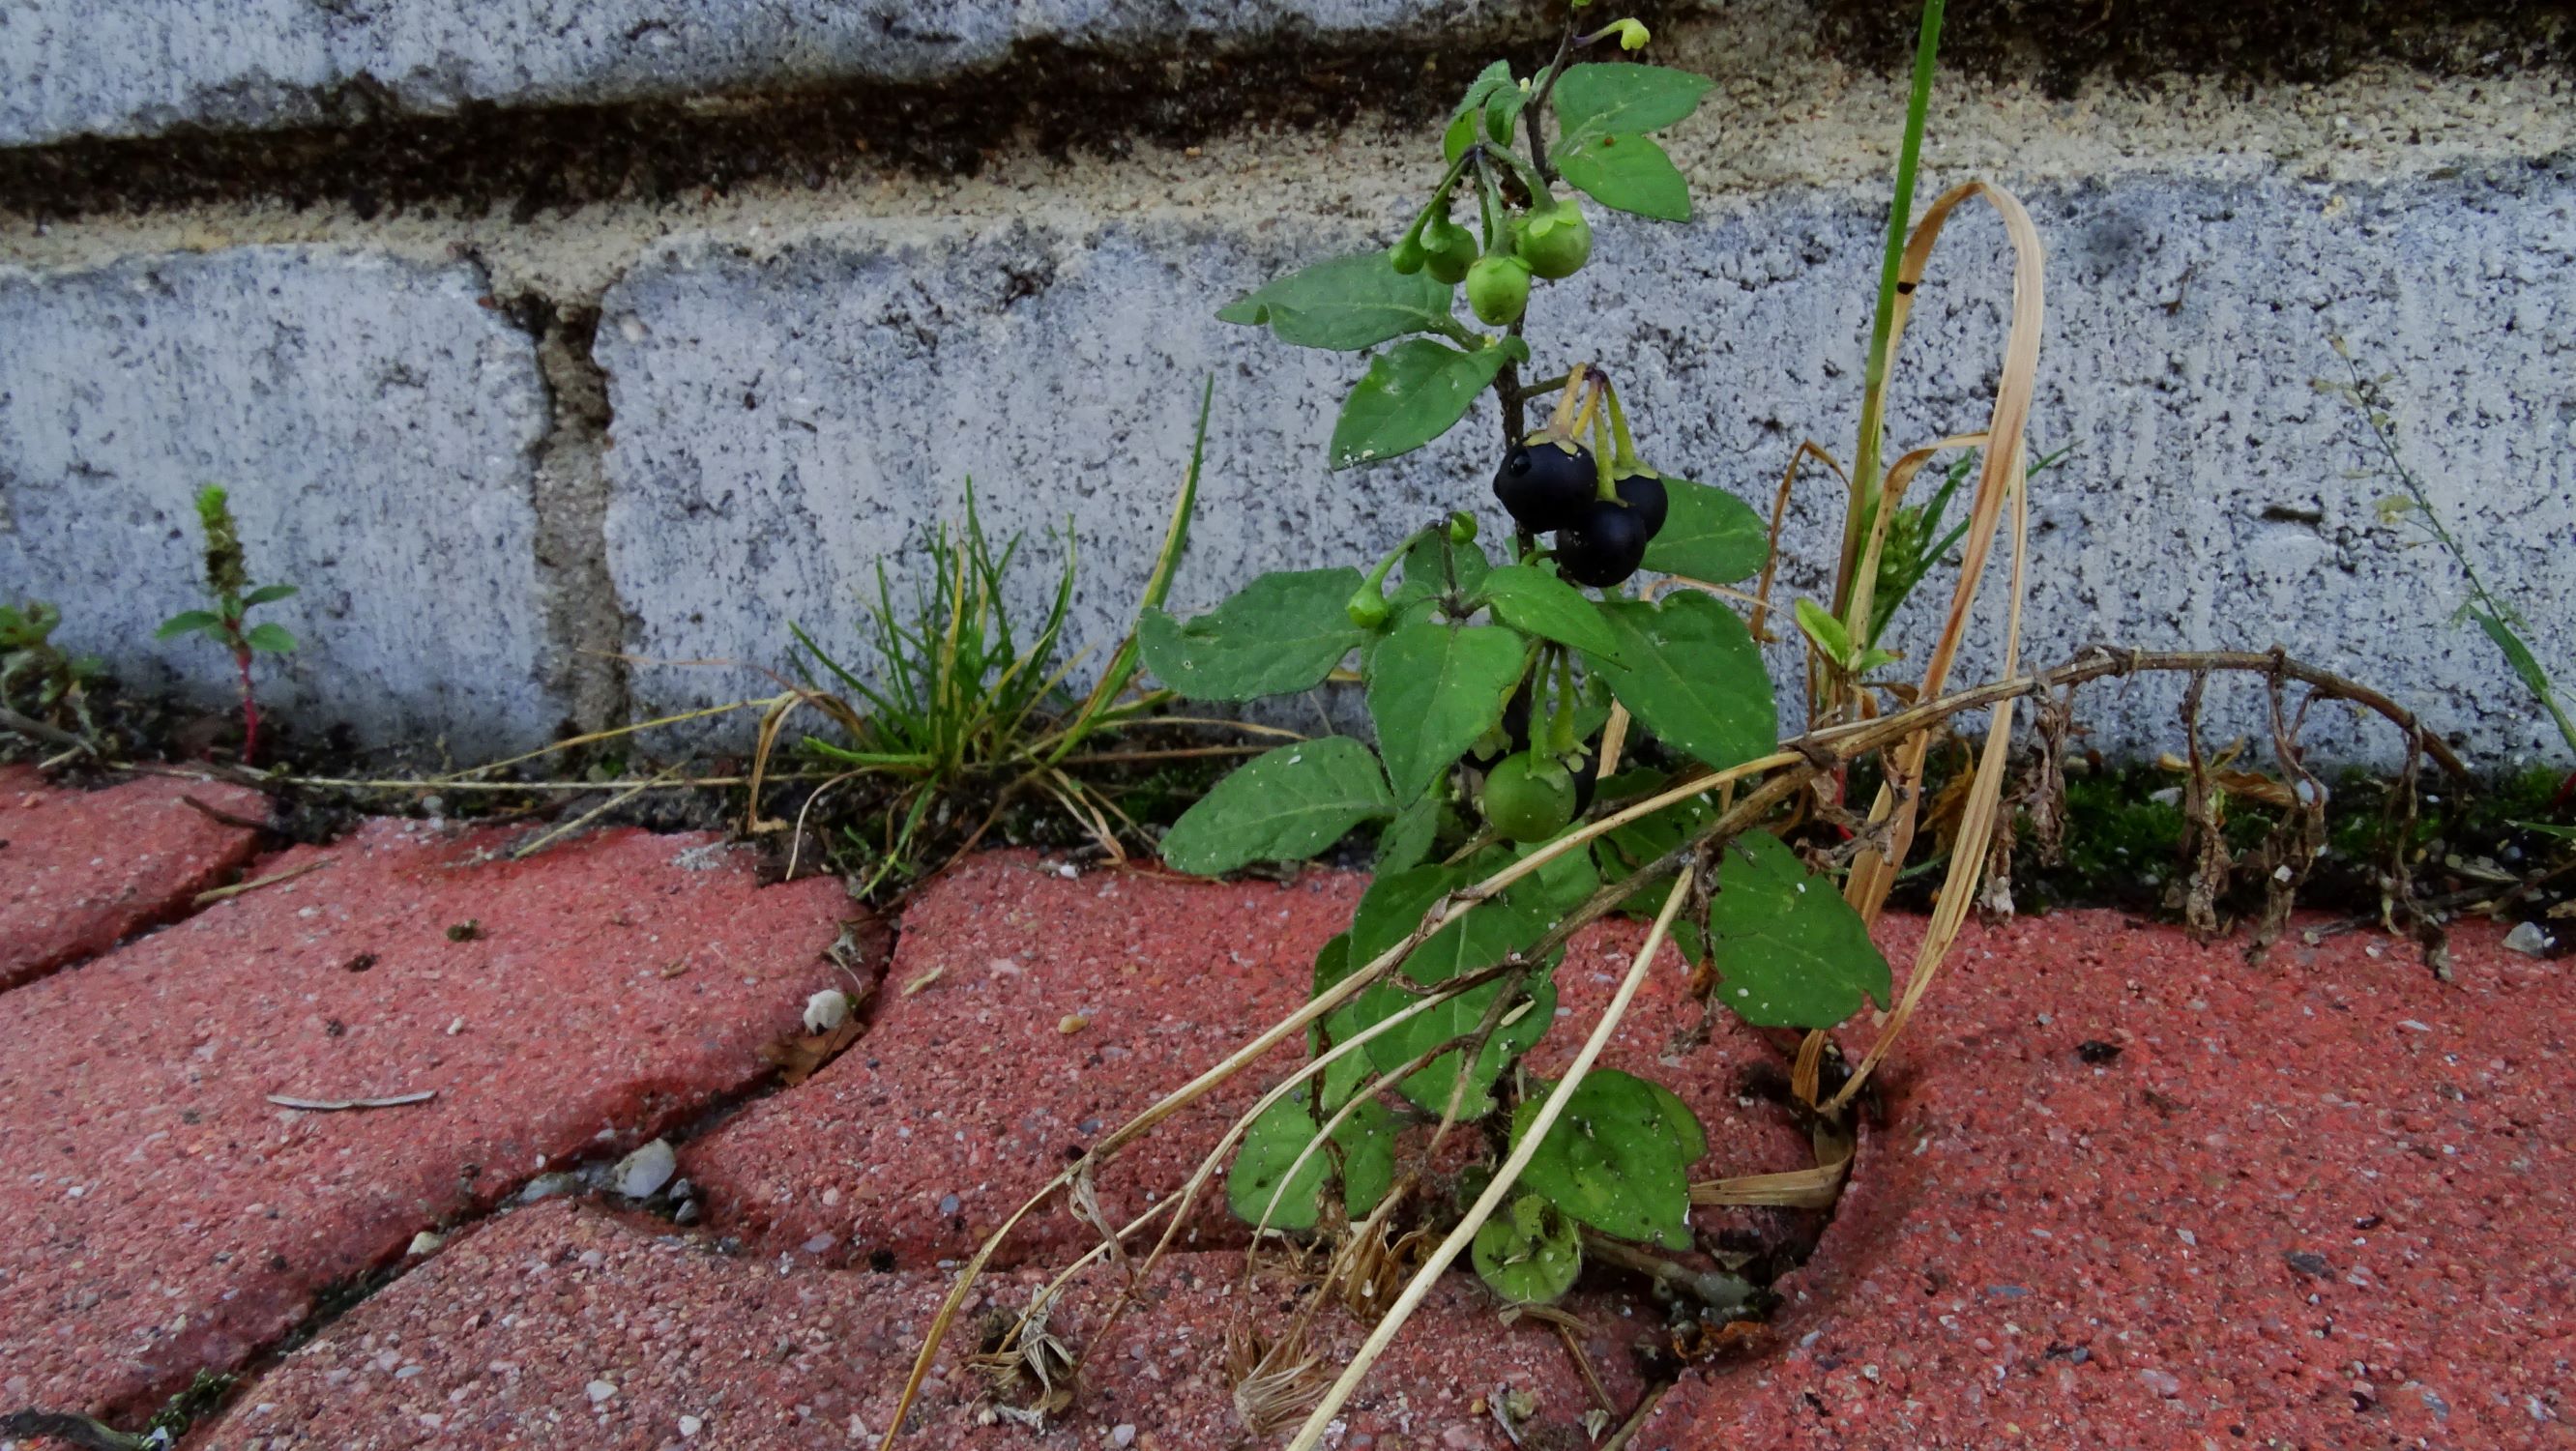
[
  {"left": 1639, "top": 913, "right": 2576, "bottom": 1450},
  {"left": 194, "top": 1198, "right": 1648, "bottom": 1450},
  {"left": 678, "top": 853, "right": 1363, "bottom": 1269},
  {"left": 0, "top": 767, "right": 267, "bottom": 989},
  {"left": 0, "top": 819, "right": 857, "bottom": 1422},
  {"left": 679, "top": 852, "right": 1820, "bottom": 1271}
]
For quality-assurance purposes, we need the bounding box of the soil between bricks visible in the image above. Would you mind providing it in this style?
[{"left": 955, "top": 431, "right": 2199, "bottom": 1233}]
[
  {"left": 0, "top": 818, "right": 858, "bottom": 1424},
  {"left": 190, "top": 1197, "right": 1649, "bottom": 1451},
  {"left": 0, "top": 767, "right": 269, "bottom": 990},
  {"left": 677, "top": 851, "right": 1820, "bottom": 1271}
]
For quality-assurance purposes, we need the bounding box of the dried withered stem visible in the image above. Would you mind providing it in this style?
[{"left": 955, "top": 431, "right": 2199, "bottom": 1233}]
[
  {"left": 2021, "top": 680, "right": 2075, "bottom": 867},
  {"left": 2246, "top": 667, "right": 2328, "bottom": 959},
  {"left": 2175, "top": 670, "right": 2234, "bottom": 940}
]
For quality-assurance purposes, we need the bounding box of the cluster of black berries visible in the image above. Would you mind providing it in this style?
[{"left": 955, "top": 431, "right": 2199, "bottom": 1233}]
[{"left": 1490, "top": 432, "right": 1668, "bottom": 588}]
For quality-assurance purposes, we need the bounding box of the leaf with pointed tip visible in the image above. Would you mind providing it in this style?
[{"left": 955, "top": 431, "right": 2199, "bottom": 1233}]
[
  {"left": 1593, "top": 594, "right": 1775, "bottom": 772},
  {"left": 1704, "top": 830, "right": 1892, "bottom": 1029},
  {"left": 1512, "top": 1068, "right": 1704, "bottom": 1250},
  {"left": 1366, "top": 622, "right": 1527, "bottom": 802},
  {"left": 1640, "top": 479, "right": 1768, "bottom": 584},
  {"left": 1218, "top": 253, "right": 1456, "bottom": 351},
  {"left": 1137, "top": 567, "right": 1365, "bottom": 701},
  {"left": 1159, "top": 737, "right": 1393, "bottom": 875},
  {"left": 1476, "top": 565, "right": 1626, "bottom": 662},
  {"left": 1331, "top": 338, "right": 1527, "bottom": 471}
]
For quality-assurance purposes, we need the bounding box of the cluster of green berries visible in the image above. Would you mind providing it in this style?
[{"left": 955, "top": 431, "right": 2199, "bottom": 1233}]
[{"left": 1390, "top": 173, "right": 1594, "bottom": 330}]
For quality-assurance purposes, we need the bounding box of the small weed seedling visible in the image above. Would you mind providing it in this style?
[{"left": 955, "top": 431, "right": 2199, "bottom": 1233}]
[
  {"left": 2325, "top": 338, "right": 2576, "bottom": 772},
  {"left": 0, "top": 599, "right": 103, "bottom": 744},
  {"left": 157, "top": 485, "right": 298, "bottom": 765},
  {"left": 752, "top": 419, "right": 1232, "bottom": 895}
]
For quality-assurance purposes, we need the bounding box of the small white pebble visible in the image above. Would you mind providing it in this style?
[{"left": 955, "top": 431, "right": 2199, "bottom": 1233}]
[
  {"left": 679, "top": 1414, "right": 704, "bottom": 1436},
  {"left": 587, "top": 1379, "right": 617, "bottom": 1405}
]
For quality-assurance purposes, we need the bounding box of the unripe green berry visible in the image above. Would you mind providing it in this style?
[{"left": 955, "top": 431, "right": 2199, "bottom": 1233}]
[
  {"left": 1346, "top": 588, "right": 1391, "bottom": 629},
  {"left": 1423, "top": 218, "right": 1478, "bottom": 285},
  {"left": 1390, "top": 234, "right": 1427, "bottom": 276},
  {"left": 1481, "top": 751, "right": 1577, "bottom": 843},
  {"left": 1466, "top": 254, "right": 1533, "bottom": 326},
  {"left": 1448, "top": 511, "right": 1478, "bottom": 543},
  {"left": 1512, "top": 204, "right": 1593, "bottom": 280}
]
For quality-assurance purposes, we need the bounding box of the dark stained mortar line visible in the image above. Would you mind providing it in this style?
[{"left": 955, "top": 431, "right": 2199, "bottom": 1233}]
[{"left": 501, "top": 290, "right": 636, "bottom": 739}]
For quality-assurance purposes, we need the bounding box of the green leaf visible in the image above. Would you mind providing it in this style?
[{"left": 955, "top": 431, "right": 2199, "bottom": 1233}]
[
  {"left": 1591, "top": 770, "right": 1712, "bottom": 884},
  {"left": 1556, "top": 133, "right": 1690, "bottom": 221},
  {"left": 1391, "top": 532, "right": 1491, "bottom": 612},
  {"left": 1553, "top": 64, "right": 1712, "bottom": 143},
  {"left": 1335, "top": 866, "right": 1561, "bottom": 1117},
  {"left": 1308, "top": 934, "right": 1374, "bottom": 1111},
  {"left": 1227, "top": 1090, "right": 1400, "bottom": 1231},
  {"left": 1217, "top": 253, "right": 1456, "bottom": 351},
  {"left": 241, "top": 583, "right": 300, "bottom": 607},
  {"left": 1338, "top": 1098, "right": 1398, "bottom": 1216},
  {"left": 1330, "top": 338, "right": 1525, "bottom": 471},
  {"left": 1640, "top": 479, "right": 1768, "bottom": 584},
  {"left": 1794, "top": 598, "right": 1853, "bottom": 665},
  {"left": 1704, "top": 830, "right": 1892, "bottom": 1029},
  {"left": 155, "top": 609, "right": 220, "bottom": 641},
  {"left": 1476, "top": 565, "right": 1627, "bottom": 662},
  {"left": 2471, "top": 608, "right": 2560, "bottom": 710},
  {"left": 1446, "top": 61, "right": 1515, "bottom": 161},
  {"left": 1473, "top": 1194, "right": 1583, "bottom": 1305},
  {"left": 1593, "top": 594, "right": 1776, "bottom": 772},
  {"left": 1365, "top": 623, "right": 1527, "bottom": 801},
  {"left": 1137, "top": 568, "right": 1367, "bottom": 701},
  {"left": 1483, "top": 84, "right": 1529, "bottom": 146},
  {"left": 1512, "top": 1068, "right": 1703, "bottom": 1249},
  {"left": 243, "top": 622, "right": 298, "bottom": 654},
  {"left": 1160, "top": 737, "right": 1394, "bottom": 875},
  {"left": 1377, "top": 794, "right": 1443, "bottom": 875}
]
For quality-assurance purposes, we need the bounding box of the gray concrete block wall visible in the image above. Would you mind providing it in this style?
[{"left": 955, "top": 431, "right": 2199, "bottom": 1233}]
[
  {"left": 0, "top": 247, "right": 559, "bottom": 753},
  {"left": 0, "top": 0, "right": 1533, "bottom": 147},
  {"left": 3, "top": 3, "right": 2571, "bottom": 768},
  {"left": 594, "top": 165, "right": 2575, "bottom": 767}
]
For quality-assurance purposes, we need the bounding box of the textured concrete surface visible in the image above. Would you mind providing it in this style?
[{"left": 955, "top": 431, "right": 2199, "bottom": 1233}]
[
  {"left": 1638, "top": 911, "right": 2574, "bottom": 1449},
  {"left": 0, "top": 0, "right": 1537, "bottom": 149},
  {"left": 0, "top": 767, "right": 265, "bottom": 989},
  {"left": 0, "top": 818, "right": 852, "bottom": 1420},
  {"left": 190, "top": 1199, "right": 1645, "bottom": 1450},
  {"left": 0, "top": 247, "right": 557, "bottom": 753},
  {"left": 600, "top": 162, "right": 2576, "bottom": 767}
]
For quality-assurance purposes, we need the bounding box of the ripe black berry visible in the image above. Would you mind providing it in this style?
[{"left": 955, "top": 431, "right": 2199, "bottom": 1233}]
[
  {"left": 1613, "top": 472, "right": 1669, "bottom": 539},
  {"left": 1556, "top": 499, "right": 1650, "bottom": 588},
  {"left": 1493, "top": 435, "right": 1597, "bottom": 533}
]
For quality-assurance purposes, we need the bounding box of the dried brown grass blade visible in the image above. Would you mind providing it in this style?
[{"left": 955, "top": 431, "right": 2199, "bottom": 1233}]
[{"left": 1840, "top": 179, "right": 2046, "bottom": 923}]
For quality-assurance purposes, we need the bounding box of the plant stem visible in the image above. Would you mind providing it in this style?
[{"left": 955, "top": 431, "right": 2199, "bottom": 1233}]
[
  {"left": 2335, "top": 350, "right": 2576, "bottom": 762},
  {"left": 1522, "top": 10, "right": 1581, "bottom": 185},
  {"left": 1836, "top": 0, "right": 1947, "bottom": 618},
  {"left": 233, "top": 644, "right": 261, "bottom": 766}
]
